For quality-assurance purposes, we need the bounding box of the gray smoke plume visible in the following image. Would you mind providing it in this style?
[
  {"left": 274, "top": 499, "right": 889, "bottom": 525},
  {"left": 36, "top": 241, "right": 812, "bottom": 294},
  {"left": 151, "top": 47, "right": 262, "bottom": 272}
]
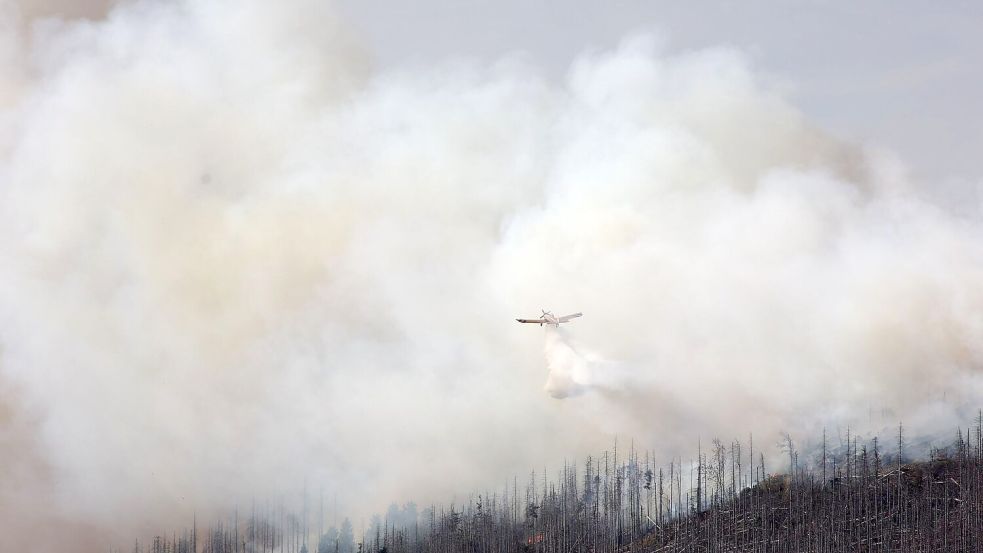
[{"left": 1, "top": 0, "right": 982, "bottom": 550}]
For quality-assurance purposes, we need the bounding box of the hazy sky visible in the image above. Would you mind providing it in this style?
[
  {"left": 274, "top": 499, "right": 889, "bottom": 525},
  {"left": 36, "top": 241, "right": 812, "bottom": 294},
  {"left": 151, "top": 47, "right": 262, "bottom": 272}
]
[{"left": 335, "top": 0, "right": 983, "bottom": 185}]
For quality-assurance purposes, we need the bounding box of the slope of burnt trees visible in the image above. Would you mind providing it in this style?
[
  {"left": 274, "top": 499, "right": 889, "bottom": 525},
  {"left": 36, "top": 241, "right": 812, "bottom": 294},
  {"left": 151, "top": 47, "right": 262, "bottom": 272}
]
[
  {"left": 638, "top": 426, "right": 983, "bottom": 552},
  {"left": 125, "top": 414, "right": 983, "bottom": 553}
]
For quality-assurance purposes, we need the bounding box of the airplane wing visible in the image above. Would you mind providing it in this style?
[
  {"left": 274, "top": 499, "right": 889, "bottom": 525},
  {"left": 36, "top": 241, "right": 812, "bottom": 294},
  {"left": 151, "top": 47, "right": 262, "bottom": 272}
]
[
  {"left": 557, "top": 312, "right": 583, "bottom": 322},
  {"left": 516, "top": 318, "right": 545, "bottom": 324}
]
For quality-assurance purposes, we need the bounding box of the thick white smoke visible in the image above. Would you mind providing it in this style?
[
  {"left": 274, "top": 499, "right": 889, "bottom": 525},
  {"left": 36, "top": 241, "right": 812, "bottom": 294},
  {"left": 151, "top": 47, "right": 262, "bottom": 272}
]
[
  {"left": 1, "top": 0, "right": 982, "bottom": 550},
  {"left": 543, "top": 328, "right": 590, "bottom": 398},
  {"left": 543, "top": 327, "right": 631, "bottom": 399}
]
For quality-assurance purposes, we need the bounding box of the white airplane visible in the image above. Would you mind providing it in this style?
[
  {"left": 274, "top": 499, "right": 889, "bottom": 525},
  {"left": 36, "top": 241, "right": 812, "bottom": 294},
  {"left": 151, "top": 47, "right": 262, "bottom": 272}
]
[{"left": 516, "top": 310, "right": 582, "bottom": 327}]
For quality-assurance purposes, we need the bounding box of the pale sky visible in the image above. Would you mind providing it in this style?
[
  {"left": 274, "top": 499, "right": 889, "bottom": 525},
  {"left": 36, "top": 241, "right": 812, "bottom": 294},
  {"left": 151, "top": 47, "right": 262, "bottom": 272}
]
[{"left": 336, "top": 0, "right": 983, "bottom": 185}]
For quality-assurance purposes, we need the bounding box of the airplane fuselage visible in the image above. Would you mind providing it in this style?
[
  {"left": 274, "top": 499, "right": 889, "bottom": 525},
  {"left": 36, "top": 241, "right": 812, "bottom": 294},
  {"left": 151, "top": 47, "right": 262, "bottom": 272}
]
[{"left": 515, "top": 310, "right": 582, "bottom": 326}]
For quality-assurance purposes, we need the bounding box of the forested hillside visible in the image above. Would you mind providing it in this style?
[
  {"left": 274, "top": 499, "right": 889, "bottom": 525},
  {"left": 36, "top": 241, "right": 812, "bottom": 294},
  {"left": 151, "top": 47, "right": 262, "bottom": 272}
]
[{"left": 129, "top": 417, "right": 983, "bottom": 553}]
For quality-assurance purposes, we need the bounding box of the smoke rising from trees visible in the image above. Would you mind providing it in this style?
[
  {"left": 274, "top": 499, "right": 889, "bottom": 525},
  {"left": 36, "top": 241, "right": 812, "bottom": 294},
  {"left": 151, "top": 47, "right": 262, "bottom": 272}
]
[{"left": 1, "top": 0, "right": 982, "bottom": 549}]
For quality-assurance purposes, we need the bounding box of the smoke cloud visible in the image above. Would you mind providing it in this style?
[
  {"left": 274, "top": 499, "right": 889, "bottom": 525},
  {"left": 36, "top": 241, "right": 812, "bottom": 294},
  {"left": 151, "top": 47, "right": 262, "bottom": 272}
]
[
  {"left": 1, "top": 0, "right": 982, "bottom": 550},
  {"left": 543, "top": 328, "right": 591, "bottom": 399}
]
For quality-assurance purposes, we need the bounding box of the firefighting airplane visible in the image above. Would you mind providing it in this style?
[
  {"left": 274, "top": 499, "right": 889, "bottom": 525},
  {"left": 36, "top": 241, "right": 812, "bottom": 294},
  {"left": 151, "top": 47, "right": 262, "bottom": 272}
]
[{"left": 516, "top": 310, "right": 583, "bottom": 327}]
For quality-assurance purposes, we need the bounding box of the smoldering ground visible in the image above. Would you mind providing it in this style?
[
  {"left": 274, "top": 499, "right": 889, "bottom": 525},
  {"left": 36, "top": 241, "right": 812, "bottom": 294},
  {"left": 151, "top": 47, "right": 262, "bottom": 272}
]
[{"left": 1, "top": 0, "right": 983, "bottom": 550}]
